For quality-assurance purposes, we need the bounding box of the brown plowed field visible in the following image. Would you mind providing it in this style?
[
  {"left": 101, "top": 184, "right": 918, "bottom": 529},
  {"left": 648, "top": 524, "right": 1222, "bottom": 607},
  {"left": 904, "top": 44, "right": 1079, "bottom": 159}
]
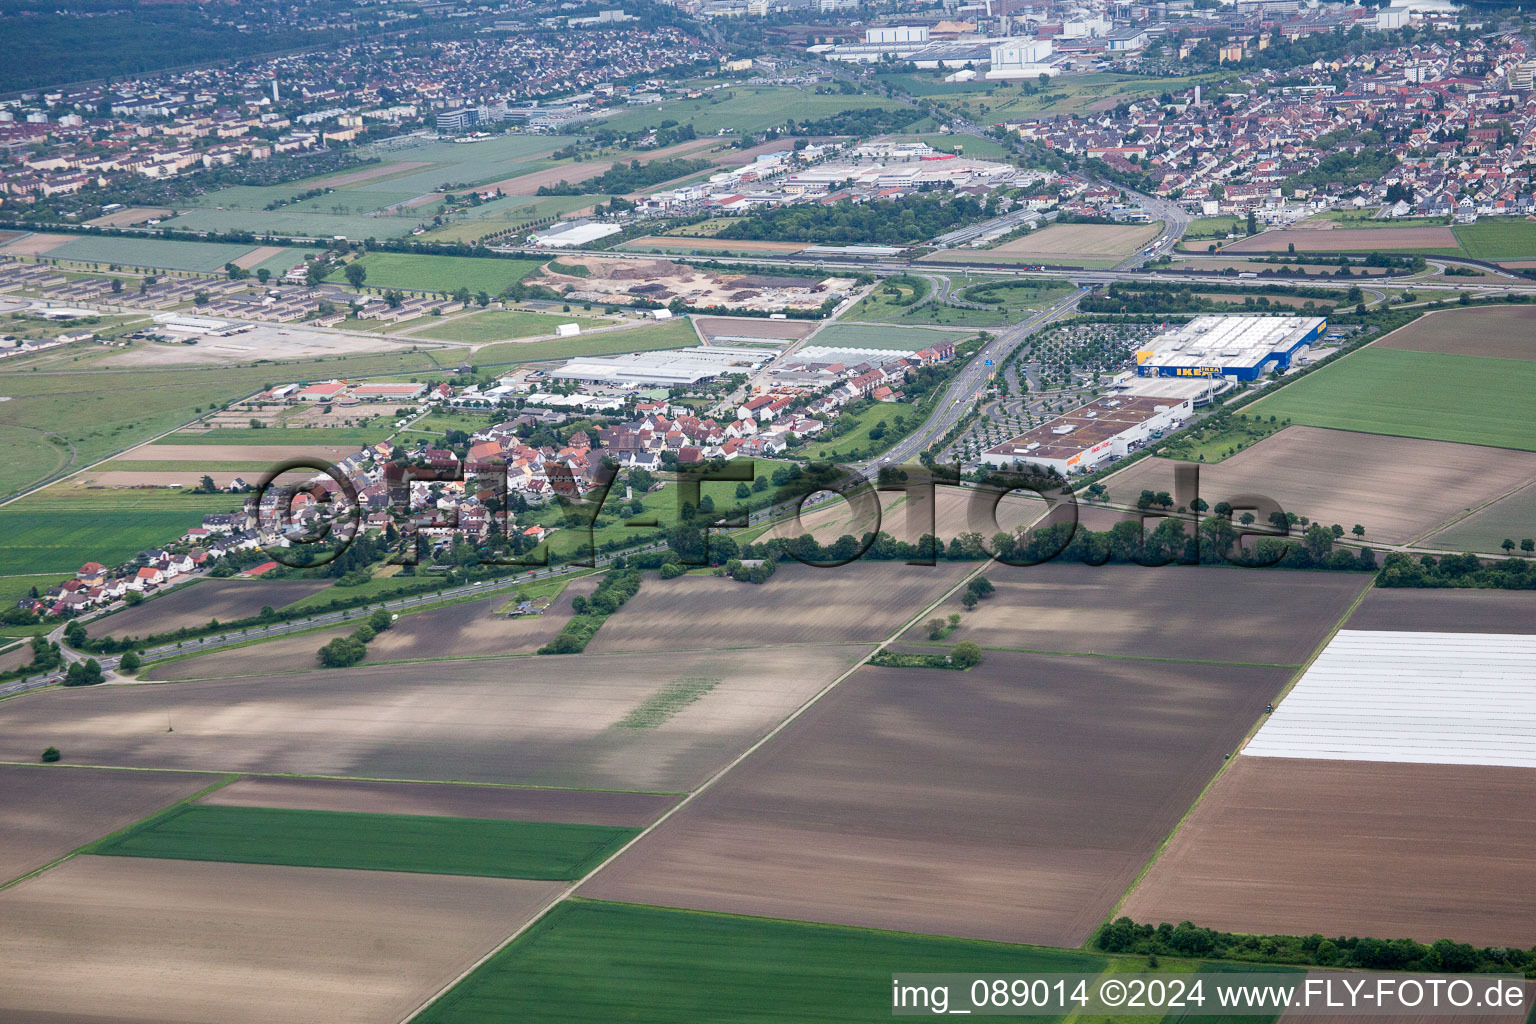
[
  {"left": 367, "top": 577, "right": 600, "bottom": 661},
  {"left": 86, "top": 578, "right": 330, "bottom": 639},
  {"left": 78, "top": 470, "right": 267, "bottom": 488},
  {"left": 1344, "top": 586, "right": 1536, "bottom": 634},
  {"left": 757, "top": 486, "right": 1050, "bottom": 546},
  {"left": 0, "top": 765, "right": 219, "bottom": 884},
  {"left": 201, "top": 776, "right": 676, "bottom": 826},
  {"left": 985, "top": 222, "right": 1161, "bottom": 260},
  {"left": 145, "top": 623, "right": 351, "bottom": 680},
  {"left": 232, "top": 244, "right": 286, "bottom": 270},
  {"left": 85, "top": 207, "right": 173, "bottom": 228},
  {"left": 1120, "top": 756, "right": 1536, "bottom": 948},
  {"left": 903, "top": 562, "right": 1366, "bottom": 664},
  {"left": 0, "top": 232, "right": 70, "bottom": 256},
  {"left": 122, "top": 444, "right": 361, "bottom": 462},
  {"left": 585, "top": 560, "right": 969, "bottom": 653},
  {"left": 1105, "top": 426, "right": 1536, "bottom": 545},
  {"left": 0, "top": 647, "right": 868, "bottom": 791},
  {"left": 694, "top": 316, "right": 820, "bottom": 340},
  {"left": 1224, "top": 227, "right": 1457, "bottom": 253},
  {"left": 148, "top": 580, "right": 602, "bottom": 680},
  {"left": 0, "top": 856, "right": 562, "bottom": 1024},
  {"left": 581, "top": 651, "right": 1287, "bottom": 947},
  {"left": 1373, "top": 304, "right": 1536, "bottom": 360}
]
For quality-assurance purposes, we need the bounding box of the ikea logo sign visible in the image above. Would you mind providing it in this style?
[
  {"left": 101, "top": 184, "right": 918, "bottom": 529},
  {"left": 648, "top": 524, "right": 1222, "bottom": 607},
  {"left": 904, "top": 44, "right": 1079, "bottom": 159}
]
[{"left": 1176, "top": 367, "right": 1221, "bottom": 377}]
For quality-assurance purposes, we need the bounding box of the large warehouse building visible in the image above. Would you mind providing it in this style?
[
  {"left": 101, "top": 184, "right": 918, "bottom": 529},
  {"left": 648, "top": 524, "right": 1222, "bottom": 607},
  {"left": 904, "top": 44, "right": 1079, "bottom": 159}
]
[
  {"left": 1135, "top": 315, "right": 1326, "bottom": 382},
  {"left": 981, "top": 394, "right": 1193, "bottom": 475}
]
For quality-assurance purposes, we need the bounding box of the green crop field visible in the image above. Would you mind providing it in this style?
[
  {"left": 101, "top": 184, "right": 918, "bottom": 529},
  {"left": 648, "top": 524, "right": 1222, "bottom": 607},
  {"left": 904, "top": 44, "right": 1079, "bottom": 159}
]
[
  {"left": 45, "top": 236, "right": 261, "bottom": 273},
  {"left": 589, "top": 86, "right": 904, "bottom": 137},
  {"left": 161, "top": 207, "right": 423, "bottom": 239},
  {"left": 415, "top": 310, "right": 615, "bottom": 344},
  {"left": 812, "top": 323, "right": 963, "bottom": 351},
  {"left": 1423, "top": 482, "right": 1536, "bottom": 554},
  {"left": 1249, "top": 346, "right": 1536, "bottom": 451},
  {"left": 416, "top": 900, "right": 1104, "bottom": 1024},
  {"left": 91, "top": 805, "right": 640, "bottom": 880},
  {"left": 0, "top": 508, "right": 205, "bottom": 574},
  {"left": 935, "top": 72, "right": 1224, "bottom": 124},
  {"left": 332, "top": 253, "right": 545, "bottom": 294},
  {"left": 1452, "top": 220, "right": 1536, "bottom": 261},
  {"left": 473, "top": 318, "right": 699, "bottom": 366},
  {"left": 0, "top": 349, "right": 443, "bottom": 498}
]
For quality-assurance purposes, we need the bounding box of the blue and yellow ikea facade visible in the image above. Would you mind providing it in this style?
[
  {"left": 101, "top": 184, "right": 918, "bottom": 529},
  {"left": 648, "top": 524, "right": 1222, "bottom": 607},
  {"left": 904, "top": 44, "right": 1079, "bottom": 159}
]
[{"left": 1134, "top": 316, "right": 1326, "bottom": 382}]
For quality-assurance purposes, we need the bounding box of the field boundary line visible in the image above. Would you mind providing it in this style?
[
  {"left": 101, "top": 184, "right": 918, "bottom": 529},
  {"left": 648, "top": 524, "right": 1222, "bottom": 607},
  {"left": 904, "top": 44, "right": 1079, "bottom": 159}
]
[
  {"left": 1403, "top": 475, "right": 1536, "bottom": 549},
  {"left": 397, "top": 562, "right": 993, "bottom": 1024},
  {"left": 0, "top": 772, "right": 238, "bottom": 894},
  {"left": 1092, "top": 573, "right": 1375, "bottom": 934}
]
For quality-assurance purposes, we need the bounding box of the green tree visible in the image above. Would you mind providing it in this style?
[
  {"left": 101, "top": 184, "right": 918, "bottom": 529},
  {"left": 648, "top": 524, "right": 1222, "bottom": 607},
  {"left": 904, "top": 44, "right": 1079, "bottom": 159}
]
[
  {"left": 951, "top": 641, "right": 983, "bottom": 668},
  {"left": 343, "top": 262, "right": 368, "bottom": 289},
  {"left": 41, "top": 746, "right": 60, "bottom": 763},
  {"left": 118, "top": 651, "right": 141, "bottom": 674},
  {"left": 63, "top": 659, "right": 104, "bottom": 686}
]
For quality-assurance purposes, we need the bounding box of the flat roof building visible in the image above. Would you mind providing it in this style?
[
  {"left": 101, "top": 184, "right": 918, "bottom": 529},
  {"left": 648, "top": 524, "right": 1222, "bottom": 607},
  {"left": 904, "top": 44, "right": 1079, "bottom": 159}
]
[
  {"left": 981, "top": 394, "right": 1193, "bottom": 475},
  {"left": 549, "top": 345, "right": 766, "bottom": 387},
  {"left": 350, "top": 382, "right": 427, "bottom": 400},
  {"left": 1134, "top": 315, "right": 1326, "bottom": 382}
]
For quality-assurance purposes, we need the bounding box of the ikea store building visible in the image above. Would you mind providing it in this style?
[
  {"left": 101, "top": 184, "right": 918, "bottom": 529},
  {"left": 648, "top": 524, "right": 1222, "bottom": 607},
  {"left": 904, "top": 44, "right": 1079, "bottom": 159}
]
[{"left": 1135, "top": 315, "right": 1327, "bottom": 382}]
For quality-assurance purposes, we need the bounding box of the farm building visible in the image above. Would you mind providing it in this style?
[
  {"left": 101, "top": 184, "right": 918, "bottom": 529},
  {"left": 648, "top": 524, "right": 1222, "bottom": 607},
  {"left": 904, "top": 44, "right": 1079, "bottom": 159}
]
[
  {"left": 295, "top": 381, "right": 347, "bottom": 402},
  {"left": 981, "top": 394, "right": 1193, "bottom": 475},
  {"left": 1135, "top": 315, "right": 1326, "bottom": 382},
  {"left": 349, "top": 382, "right": 427, "bottom": 401}
]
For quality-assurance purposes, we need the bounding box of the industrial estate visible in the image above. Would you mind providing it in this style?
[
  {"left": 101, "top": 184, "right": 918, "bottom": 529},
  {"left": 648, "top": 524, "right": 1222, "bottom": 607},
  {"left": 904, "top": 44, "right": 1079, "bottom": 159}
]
[{"left": 1, "top": 0, "right": 1536, "bottom": 1019}]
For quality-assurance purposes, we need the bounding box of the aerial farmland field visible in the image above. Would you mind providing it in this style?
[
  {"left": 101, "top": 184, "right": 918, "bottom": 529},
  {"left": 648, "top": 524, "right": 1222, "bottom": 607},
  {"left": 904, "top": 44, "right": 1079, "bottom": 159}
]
[
  {"left": 84, "top": 578, "right": 331, "bottom": 638},
  {"left": 1223, "top": 226, "right": 1461, "bottom": 253},
  {"left": 585, "top": 561, "right": 968, "bottom": 653},
  {"left": 200, "top": 776, "right": 676, "bottom": 827},
  {"left": 0, "top": 764, "right": 221, "bottom": 884},
  {"left": 901, "top": 561, "right": 1367, "bottom": 665},
  {"left": 1120, "top": 755, "right": 1536, "bottom": 948},
  {"left": 0, "top": 647, "right": 870, "bottom": 791},
  {"left": 1105, "top": 426, "right": 1536, "bottom": 543},
  {"left": 1245, "top": 347, "right": 1536, "bottom": 451},
  {"left": 413, "top": 309, "right": 618, "bottom": 344},
  {"left": 581, "top": 650, "right": 1288, "bottom": 946},
  {"left": 414, "top": 900, "right": 1105, "bottom": 1024},
  {"left": 91, "top": 803, "right": 640, "bottom": 879},
  {"left": 470, "top": 317, "right": 700, "bottom": 365},
  {"left": 328, "top": 252, "right": 545, "bottom": 294},
  {"left": 1371, "top": 303, "right": 1536, "bottom": 360},
  {"left": 0, "top": 856, "right": 563, "bottom": 1024}
]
